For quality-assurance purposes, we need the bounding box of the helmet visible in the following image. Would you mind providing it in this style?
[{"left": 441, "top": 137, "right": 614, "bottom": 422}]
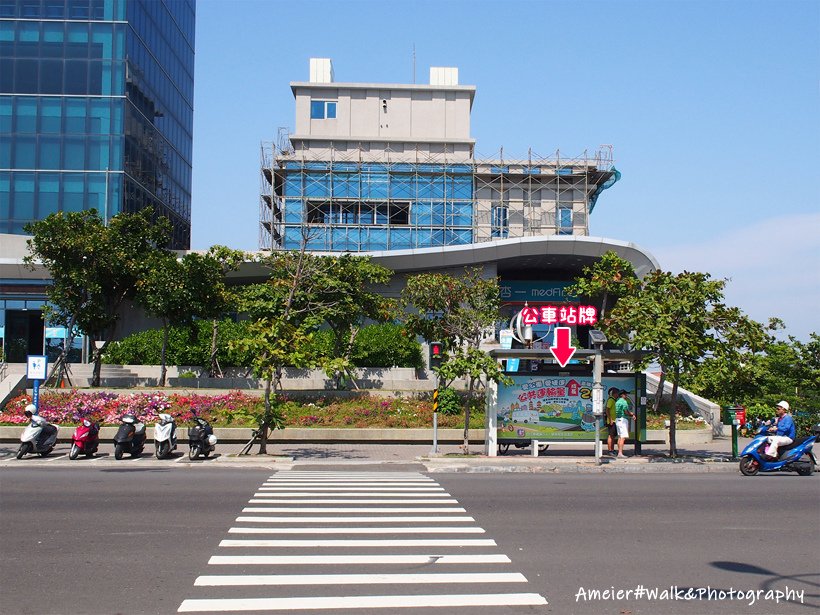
[
  {"left": 776, "top": 400, "right": 790, "bottom": 411},
  {"left": 24, "top": 403, "right": 37, "bottom": 416}
]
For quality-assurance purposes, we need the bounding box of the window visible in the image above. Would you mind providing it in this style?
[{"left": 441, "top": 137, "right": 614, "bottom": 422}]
[
  {"left": 558, "top": 205, "right": 573, "bottom": 235},
  {"left": 491, "top": 205, "right": 509, "bottom": 238},
  {"left": 310, "top": 100, "right": 337, "bottom": 120}
]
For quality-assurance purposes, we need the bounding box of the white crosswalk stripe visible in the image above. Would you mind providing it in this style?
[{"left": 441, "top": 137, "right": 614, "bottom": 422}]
[{"left": 177, "top": 471, "right": 548, "bottom": 612}]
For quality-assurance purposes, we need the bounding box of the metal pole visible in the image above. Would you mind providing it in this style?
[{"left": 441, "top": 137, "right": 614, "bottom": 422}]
[
  {"left": 430, "top": 385, "right": 439, "bottom": 455},
  {"left": 592, "top": 350, "right": 603, "bottom": 465}
]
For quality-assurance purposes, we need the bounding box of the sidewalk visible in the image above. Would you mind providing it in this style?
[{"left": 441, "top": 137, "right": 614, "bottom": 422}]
[{"left": 2, "top": 436, "right": 792, "bottom": 474}]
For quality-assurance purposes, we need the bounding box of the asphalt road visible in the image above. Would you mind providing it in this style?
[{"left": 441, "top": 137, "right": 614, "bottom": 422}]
[{"left": 0, "top": 466, "right": 818, "bottom": 615}]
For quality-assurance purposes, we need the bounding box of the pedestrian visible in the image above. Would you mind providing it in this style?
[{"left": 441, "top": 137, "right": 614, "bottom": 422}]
[
  {"left": 615, "top": 389, "right": 636, "bottom": 459},
  {"left": 764, "top": 401, "right": 795, "bottom": 459},
  {"left": 606, "top": 387, "right": 619, "bottom": 455}
]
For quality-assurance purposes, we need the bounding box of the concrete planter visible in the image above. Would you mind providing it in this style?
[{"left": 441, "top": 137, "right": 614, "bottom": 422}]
[
  {"left": 0, "top": 425, "right": 483, "bottom": 444},
  {"left": 646, "top": 428, "right": 713, "bottom": 446}
]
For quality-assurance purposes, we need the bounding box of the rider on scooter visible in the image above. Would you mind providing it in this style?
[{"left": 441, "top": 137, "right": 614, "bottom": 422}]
[{"left": 764, "top": 401, "right": 795, "bottom": 459}]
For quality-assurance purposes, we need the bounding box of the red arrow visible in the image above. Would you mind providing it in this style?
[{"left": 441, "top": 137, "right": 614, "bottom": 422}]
[{"left": 550, "top": 327, "right": 576, "bottom": 367}]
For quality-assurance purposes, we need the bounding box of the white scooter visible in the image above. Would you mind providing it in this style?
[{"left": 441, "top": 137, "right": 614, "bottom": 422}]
[
  {"left": 17, "top": 404, "right": 59, "bottom": 459},
  {"left": 154, "top": 413, "right": 177, "bottom": 459}
]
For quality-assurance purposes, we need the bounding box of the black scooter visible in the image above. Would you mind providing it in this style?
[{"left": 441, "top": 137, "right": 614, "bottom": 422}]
[
  {"left": 188, "top": 416, "right": 217, "bottom": 459},
  {"left": 113, "top": 414, "right": 146, "bottom": 459}
]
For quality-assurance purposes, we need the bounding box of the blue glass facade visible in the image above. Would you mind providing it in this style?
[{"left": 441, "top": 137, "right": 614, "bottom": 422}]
[
  {"left": 0, "top": 0, "right": 194, "bottom": 248},
  {"left": 277, "top": 162, "right": 475, "bottom": 251}
]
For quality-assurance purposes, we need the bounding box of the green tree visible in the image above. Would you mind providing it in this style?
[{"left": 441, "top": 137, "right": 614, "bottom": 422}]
[
  {"left": 24, "top": 209, "right": 171, "bottom": 387},
  {"left": 566, "top": 250, "right": 639, "bottom": 320},
  {"left": 401, "top": 267, "right": 511, "bottom": 451},
  {"left": 316, "top": 255, "right": 395, "bottom": 389},
  {"left": 604, "top": 270, "right": 768, "bottom": 456},
  {"left": 137, "top": 250, "right": 234, "bottom": 386}
]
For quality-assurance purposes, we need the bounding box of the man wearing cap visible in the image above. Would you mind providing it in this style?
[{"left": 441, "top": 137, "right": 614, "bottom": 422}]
[
  {"left": 615, "top": 389, "right": 636, "bottom": 459},
  {"left": 764, "top": 401, "right": 795, "bottom": 459}
]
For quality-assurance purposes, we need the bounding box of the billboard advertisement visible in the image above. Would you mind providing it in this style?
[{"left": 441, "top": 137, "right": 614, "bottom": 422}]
[{"left": 496, "top": 374, "right": 643, "bottom": 441}]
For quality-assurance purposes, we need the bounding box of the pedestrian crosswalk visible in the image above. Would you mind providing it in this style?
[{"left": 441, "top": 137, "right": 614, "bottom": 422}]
[{"left": 177, "top": 471, "right": 547, "bottom": 612}]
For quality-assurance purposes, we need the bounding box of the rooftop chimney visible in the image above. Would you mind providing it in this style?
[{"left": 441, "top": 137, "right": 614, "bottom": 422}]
[{"left": 309, "top": 58, "right": 334, "bottom": 83}]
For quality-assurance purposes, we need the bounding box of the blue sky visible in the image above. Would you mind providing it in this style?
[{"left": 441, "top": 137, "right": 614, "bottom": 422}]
[{"left": 191, "top": 0, "right": 819, "bottom": 341}]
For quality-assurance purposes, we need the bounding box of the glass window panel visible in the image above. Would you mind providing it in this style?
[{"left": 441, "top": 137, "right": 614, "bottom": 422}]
[
  {"left": 63, "top": 137, "right": 85, "bottom": 169},
  {"left": 88, "top": 99, "right": 110, "bottom": 133},
  {"left": 38, "top": 136, "right": 61, "bottom": 168},
  {"left": 12, "top": 173, "right": 35, "bottom": 220},
  {"left": 64, "top": 98, "right": 86, "bottom": 132},
  {"left": 19, "top": 22, "right": 39, "bottom": 42},
  {"left": 45, "top": 0, "right": 66, "bottom": 18},
  {"left": 310, "top": 100, "right": 324, "bottom": 119},
  {"left": 62, "top": 174, "right": 84, "bottom": 212},
  {"left": 40, "top": 59, "right": 63, "bottom": 93},
  {"left": 67, "top": 23, "right": 89, "bottom": 44},
  {"left": 326, "top": 102, "right": 336, "bottom": 119},
  {"left": 69, "top": 0, "right": 90, "bottom": 19},
  {"left": 87, "top": 173, "right": 106, "bottom": 210},
  {"left": 40, "top": 98, "right": 62, "bottom": 132},
  {"left": 42, "top": 22, "right": 64, "bottom": 44},
  {"left": 87, "top": 137, "right": 108, "bottom": 169},
  {"left": 14, "top": 59, "right": 37, "bottom": 92},
  {"left": 0, "top": 139, "right": 9, "bottom": 167},
  {"left": 64, "top": 60, "right": 87, "bottom": 94},
  {"left": 14, "top": 137, "right": 35, "bottom": 167},
  {"left": 16, "top": 98, "right": 37, "bottom": 132},
  {"left": 0, "top": 97, "right": 11, "bottom": 133}
]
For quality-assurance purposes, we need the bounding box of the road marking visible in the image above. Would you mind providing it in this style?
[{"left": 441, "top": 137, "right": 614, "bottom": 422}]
[
  {"left": 179, "top": 592, "right": 547, "bottom": 611},
  {"left": 194, "top": 572, "right": 526, "bottom": 586},
  {"left": 242, "top": 506, "right": 466, "bottom": 513},
  {"left": 262, "top": 481, "right": 436, "bottom": 486},
  {"left": 218, "top": 538, "right": 497, "bottom": 548},
  {"left": 253, "top": 491, "right": 451, "bottom": 497},
  {"left": 249, "top": 498, "right": 458, "bottom": 504},
  {"left": 208, "top": 554, "right": 512, "bottom": 565},
  {"left": 258, "top": 486, "right": 445, "bottom": 491},
  {"left": 235, "top": 515, "right": 475, "bottom": 523},
  {"left": 227, "top": 526, "right": 485, "bottom": 534}
]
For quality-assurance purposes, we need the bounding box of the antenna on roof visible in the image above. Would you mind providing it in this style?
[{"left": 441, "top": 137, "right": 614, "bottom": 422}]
[{"left": 412, "top": 44, "right": 416, "bottom": 84}]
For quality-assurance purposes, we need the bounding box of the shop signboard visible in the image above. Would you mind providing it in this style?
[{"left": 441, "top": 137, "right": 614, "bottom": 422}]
[{"left": 496, "top": 373, "right": 644, "bottom": 441}]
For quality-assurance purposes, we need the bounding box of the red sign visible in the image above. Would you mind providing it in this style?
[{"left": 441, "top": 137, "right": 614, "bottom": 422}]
[{"left": 521, "top": 305, "right": 597, "bottom": 326}]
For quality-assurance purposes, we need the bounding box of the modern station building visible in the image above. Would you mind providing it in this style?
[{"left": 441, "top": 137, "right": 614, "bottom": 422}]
[
  {"left": 259, "top": 58, "right": 658, "bottom": 343},
  {"left": 0, "top": 0, "right": 195, "bottom": 362}
]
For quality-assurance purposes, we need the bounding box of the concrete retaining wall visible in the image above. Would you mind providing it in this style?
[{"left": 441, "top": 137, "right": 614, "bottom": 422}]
[{"left": 646, "top": 428, "right": 712, "bottom": 446}]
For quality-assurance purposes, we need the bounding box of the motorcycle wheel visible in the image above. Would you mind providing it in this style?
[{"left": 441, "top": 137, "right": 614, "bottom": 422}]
[
  {"left": 739, "top": 455, "right": 759, "bottom": 476},
  {"left": 39, "top": 447, "right": 53, "bottom": 458},
  {"left": 16, "top": 442, "right": 31, "bottom": 459},
  {"left": 132, "top": 447, "right": 142, "bottom": 458},
  {"left": 189, "top": 445, "right": 201, "bottom": 460},
  {"left": 797, "top": 454, "right": 815, "bottom": 476},
  {"left": 156, "top": 441, "right": 169, "bottom": 459},
  {"left": 114, "top": 444, "right": 124, "bottom": 460},
  {"left": 69, "top": 444, "right": 80, "bottom": 460},
  {"left": 203, "top": 447, "right": 211, "bottom": 459}
]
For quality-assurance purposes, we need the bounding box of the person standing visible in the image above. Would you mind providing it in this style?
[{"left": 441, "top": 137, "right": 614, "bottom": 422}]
[
  {"left": 764, "top": 401, "right": 795, "bottom": 459},
  {"left": 615, "top": 389, "right": 636, "bottom": 459},
  {"left": 606, "top": 387, "right": 619, "bottom": 455}
]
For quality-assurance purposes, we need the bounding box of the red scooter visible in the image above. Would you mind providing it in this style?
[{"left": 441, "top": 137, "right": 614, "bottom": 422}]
[{"left": 69, "top": 419, "right": 100, "bottom": 459}]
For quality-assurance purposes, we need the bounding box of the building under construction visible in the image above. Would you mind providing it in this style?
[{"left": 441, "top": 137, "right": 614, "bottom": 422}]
[{"left": 259, "top": 59, "right": 620, "bottom": 252}]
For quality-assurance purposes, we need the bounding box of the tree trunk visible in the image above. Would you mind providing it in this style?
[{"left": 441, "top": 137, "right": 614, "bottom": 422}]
[
  {"left": 654, "top": 371, "right": 666, "bottom": 415},
  {"left": 209, "top": 318, "right": 221, "bottom": 378},
  {"left": 668, "top": 367, "right": 681, "bottom": 457},
  {"left": 91, "top": 343, "right": 105, "bottom": 387},
  {"left": 259, "top": 376, "right": 271, "bottom": 455},
  {"left": 462, "top": 378, "right": 475, "bottom": 453},
  {"left": 159, "top": 318, "right": 168, "bottom": 387}
]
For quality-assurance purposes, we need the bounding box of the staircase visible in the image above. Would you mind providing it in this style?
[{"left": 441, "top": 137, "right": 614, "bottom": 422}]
[
  {"left": 645, "top": 372, "right": 723, "bottom": 436},
  {"left": 0, "top": 362, "right": 27, "bottom": 408},
  {"left": 58, "top": 363, "right": 150, "bottom": 387}
]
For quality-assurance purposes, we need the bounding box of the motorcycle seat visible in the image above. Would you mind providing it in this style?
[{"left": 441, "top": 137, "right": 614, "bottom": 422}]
[{"left": 777, "top": 436, "right": 813, "bottom": 456}]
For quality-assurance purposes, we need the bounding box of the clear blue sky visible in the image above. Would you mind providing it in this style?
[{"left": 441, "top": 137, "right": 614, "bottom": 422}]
[{"left": 191, "top": 0, "right": 819, "bottom": 341}]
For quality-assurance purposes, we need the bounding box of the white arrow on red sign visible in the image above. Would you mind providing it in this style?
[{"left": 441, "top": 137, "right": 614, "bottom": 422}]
[{"left": 549, "top": 326, "right": 577, "bottom": 367}]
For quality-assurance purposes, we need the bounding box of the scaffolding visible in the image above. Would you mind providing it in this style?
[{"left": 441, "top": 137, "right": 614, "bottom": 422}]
[{"left": 259, "top": 140, "right": 617, "bottom": 252}]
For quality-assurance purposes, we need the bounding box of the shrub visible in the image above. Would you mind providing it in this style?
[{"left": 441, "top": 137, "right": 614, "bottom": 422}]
[{"left": 437, "top": 387, "right": 462, "bottom": 416}]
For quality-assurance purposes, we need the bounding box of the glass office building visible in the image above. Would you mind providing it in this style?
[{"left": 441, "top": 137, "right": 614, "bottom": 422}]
[
  {"left": 0, "top": 0, "right": 194, "bottom": 363},
  {"left": 0, "top": 0, "right": 195, "bottom": 249}
]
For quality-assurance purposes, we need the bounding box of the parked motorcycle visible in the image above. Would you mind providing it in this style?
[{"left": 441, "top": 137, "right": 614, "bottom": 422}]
[
  {"left": 154, "top": 413, "right": 177, "bottom": 459},
  {"left": 739, "top": 423, "right": 818, "bottom": 476},
  {"left": 17, "top": 405, "right": 59, "bottom": 459},
  {"left": 69, "top": 419, "right": 99, "bottom": 459},
  {"left": 113, "top": 414, "right": 146, "bottom": 460},
  {"left": 187, "top": 416, "right": 217, "bottom": 460}
]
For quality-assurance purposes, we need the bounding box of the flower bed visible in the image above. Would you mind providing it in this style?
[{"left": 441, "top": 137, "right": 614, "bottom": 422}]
[
  {"left": 645, "top": 412, "right": 709, "bottom": 430},
  {"left": 0, "top": 391, "right": 483, "bottom": 429}
]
